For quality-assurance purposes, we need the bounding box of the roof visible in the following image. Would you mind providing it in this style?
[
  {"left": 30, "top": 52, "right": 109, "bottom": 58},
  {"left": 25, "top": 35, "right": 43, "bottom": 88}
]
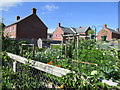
[
  {"left": 5, "top": 14, "right": 48, "bottom": 29},
  {"left": 107, "top": 28, "right": 120, "bottom": 34},
  {"left": 59, "top": 26, "right": 90, "bottom": 34},
  {"left": 70, "top": 27, "right": 77, "bottom": 33},
  {"left": 5, "top": 14, "right": 33, "bottom": 28},
  {"left": 76, "top": 27, "right": 90, "bottom": 33},
  {"left": 60, "top": 26, "right": 75, "bottom": 34}
]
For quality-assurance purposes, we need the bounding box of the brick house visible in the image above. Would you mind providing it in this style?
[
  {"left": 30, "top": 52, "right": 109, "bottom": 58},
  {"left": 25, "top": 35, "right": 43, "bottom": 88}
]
[
  {"left": 52, "top": 23, "right": 91, "bottom": 41},
  {"left": 97, "top": 24, "right": 120, "bottom": 40},
  {"left": 4, "top": 8, "right": 48, "bottom": 39}
]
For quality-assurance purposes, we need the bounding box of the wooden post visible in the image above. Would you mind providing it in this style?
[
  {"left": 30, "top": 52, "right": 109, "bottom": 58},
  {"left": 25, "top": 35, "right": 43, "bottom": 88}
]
[
  {"left": 33, "top": 44, "right": 35, "bottom": 59},
  {"left": 21, "top": 45, "right": 23, "bottom": 56},
  {"left": 61, "top": 34, "right": 64, "bottom": 55},
  {"left": 77, "top": 34, "right": 79, "bottom": 60},
  {"left": 13, "top": 61, "right": 17, "bottom": 72},
  {"left": 65, "top": 44, "right": 67, "bottom": 58}
]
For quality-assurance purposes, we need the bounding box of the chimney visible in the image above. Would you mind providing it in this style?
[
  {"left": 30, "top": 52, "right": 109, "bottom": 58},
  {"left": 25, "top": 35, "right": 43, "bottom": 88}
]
[
  {"left": 32, "top": 8, "right": 36, "bottom": 14},
  {"left": 58, "top": 22, "right": 61, "bottom": 27},
  {"left": 103, "top": 24, "right": 107, "bottom": 28},
  {"left": 16, "top": 16, "right": 20, "bottom": 20},
  {"left": 116, "top": 28, "right": 119, "bottom": 32}
]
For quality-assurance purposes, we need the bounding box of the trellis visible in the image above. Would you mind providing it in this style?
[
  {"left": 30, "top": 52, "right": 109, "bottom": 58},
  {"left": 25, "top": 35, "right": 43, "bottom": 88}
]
[{"left": 62, "top": 34, "right": 80, "bottom": 59}]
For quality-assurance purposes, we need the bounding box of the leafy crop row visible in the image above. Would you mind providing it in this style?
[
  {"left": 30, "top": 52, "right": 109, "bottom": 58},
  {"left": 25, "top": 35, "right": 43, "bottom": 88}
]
[{"left": 2, "top": 36, "right": 120, "bottom": 89}]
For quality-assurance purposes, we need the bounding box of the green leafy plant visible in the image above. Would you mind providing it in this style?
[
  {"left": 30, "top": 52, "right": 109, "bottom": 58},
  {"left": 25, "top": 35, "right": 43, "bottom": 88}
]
[
  {"left": 88, "top": 29, "right": 94, "bottom": 35},
  {"left": 2, "top": 34, "right": 120, "bottom": 89}
]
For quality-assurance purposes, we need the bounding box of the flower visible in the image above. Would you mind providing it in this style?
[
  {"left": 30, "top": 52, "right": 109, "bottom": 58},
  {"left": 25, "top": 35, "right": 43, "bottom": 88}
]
[
  {"left": 47, "top": 61, "right": 53, "bottom": 64},
  {"left": 103, "top": 53, "right": 105, "bottom": 55},
  {"left": 67, "top": 68, "right": 70, "bottom": 69},
  {"left": 49, "top": 61, "right": 53, "bottom": 63},
  {"left": 102, "top": 79, "right": 118, "bottom": 86},
  {"left": 56, "top": 65, "right": 60, "bottom": 67}
]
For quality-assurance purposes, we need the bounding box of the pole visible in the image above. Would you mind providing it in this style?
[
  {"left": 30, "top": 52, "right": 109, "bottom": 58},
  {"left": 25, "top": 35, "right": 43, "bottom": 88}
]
[
  {"left": 95, "top": 28, "right": 96, "bottom": 41},
  {"left": 33, "top": 44, "right": 35, "bottom": 59},
  {"left": 21, "top": 45, "right": 23, "bottom": 56},
  {"left": 65, "top": 44, "right": 67, "bottom": 58},
  {"left": 13, "top": 61, "right": 17, "bottom": 72},
  {"left": 77, "top": 34, "right": 79, "bottom": 60}
]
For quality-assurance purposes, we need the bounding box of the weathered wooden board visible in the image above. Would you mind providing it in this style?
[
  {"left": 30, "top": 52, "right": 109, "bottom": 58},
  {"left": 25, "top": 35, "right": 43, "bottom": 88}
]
[{"left": 7, "top": 52, "right": 73, "bottom": 77}]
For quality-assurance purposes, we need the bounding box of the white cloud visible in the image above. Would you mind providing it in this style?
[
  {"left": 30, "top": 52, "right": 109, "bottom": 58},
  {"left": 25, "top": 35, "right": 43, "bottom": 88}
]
[
  {"left": 41, "top": 12, "right": 50, "bottom": 15},
  {"left": 48, "top": 28, "right": 55, "bottom": 33},
  {"left": 42, "top": 4, "right": 59, "bottom": 11},
  {"left": 0, "top": 0, "right": 22, "bottom": 11}
]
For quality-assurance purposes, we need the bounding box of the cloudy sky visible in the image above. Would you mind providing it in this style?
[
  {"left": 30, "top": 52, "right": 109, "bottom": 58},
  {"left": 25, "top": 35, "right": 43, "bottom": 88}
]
[{"left": 0, "top": 0, "right": 119, "bottom": 33}]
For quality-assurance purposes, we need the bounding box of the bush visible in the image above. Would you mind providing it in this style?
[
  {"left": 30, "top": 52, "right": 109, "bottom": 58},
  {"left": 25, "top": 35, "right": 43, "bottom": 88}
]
[{"left": 51, "top": 44, "right": 61, "bottom": 49}]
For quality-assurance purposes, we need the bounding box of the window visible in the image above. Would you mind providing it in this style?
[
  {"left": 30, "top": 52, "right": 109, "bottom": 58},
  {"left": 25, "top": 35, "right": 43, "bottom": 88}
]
[{"left": 55, "top": 34, "right": 58, "bottom": 37}]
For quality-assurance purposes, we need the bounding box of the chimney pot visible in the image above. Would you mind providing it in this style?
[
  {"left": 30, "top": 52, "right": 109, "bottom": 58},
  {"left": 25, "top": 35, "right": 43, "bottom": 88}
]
[
  {"left": 103, "top": 24, "right": 107, "bottom": 28},
  {"left": 58, "top": 22, "right": 61, "bottom": 27},
  {"left": 16, "top": 16, "right": 20, "bottom": 20},
  {"left": 32, "top": 8, "right": 36, "bottom": 14}
]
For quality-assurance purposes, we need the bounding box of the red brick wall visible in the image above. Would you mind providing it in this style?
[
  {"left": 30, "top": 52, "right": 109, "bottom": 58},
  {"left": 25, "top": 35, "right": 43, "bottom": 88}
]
[
  {"left": 97, "top": 28, "right": 112, "bottom": 40},
  {"left": 4, "top": 24, "right": 17, "bottom": 38},
  {"left": 17, "top": 14, "right": 47, "bottom": 39},
  {"left": 52, "top": 27, "right": 64, "bottom": 41}
]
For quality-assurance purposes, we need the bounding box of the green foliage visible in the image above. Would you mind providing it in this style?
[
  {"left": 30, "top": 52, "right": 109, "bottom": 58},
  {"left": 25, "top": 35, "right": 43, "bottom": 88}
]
[
  {"left": 20, "top": 39, "right": 120, "bottom": 89},
  {"left": 35, "top": 47, "right": 47, "bottom": 52},
  {"left": 2, "top": 36, "right": 29, "bottom": 54},
  {"left": 88, "top": 29, "right": 94, "bottom": 35},
  {"left": 2, "top": 51, "right": 44, "bottom": 89},
  {"left": 2, "top": 35, "right": 120, "bottom": 89},
  {"left": 51, "top": 44, "right": 61, "bottom": 49}
]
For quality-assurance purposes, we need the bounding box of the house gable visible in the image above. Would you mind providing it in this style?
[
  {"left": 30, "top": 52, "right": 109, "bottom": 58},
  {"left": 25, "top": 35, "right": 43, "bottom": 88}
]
[
  {"left": 97, "top": 28, "right": 112, "bottom": 40},
  {"left": 52, "top": 26, "right": 64, "bottom": 41},
  {"left": 97, "top": 24, "right": 120, "bottom": 40},
  {"left": 4, "top": 24, "right": 17, "bottom": 38},
  {"left": 4, "top": 8, "right": 48, "bottom": 39},
  {"left": 16, "top": 14, "right": 47, "bottom": 39}
]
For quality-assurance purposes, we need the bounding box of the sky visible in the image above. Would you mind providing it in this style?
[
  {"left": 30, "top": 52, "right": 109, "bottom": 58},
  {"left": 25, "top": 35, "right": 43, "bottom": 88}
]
[{"left": 0, "top": 1, "right": 119, "bottom": 33}]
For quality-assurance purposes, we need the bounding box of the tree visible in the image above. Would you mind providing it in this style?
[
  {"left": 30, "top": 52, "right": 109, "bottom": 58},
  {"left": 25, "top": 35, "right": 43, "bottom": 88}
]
[
  {"left": 88, "top": 29, "right": 94, "bottom": 35},
  {"left": 88, "top": 29, "right": 94, "bottom": 39},
  {"left": 0, "top": 22, "right": 6, "bottom": 38}
]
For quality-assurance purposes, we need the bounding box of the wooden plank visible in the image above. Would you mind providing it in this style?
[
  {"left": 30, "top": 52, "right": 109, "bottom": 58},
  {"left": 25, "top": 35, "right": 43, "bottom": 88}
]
[
  {"left": 22, "top": 44, "right": 34, "bottom": 46},
  {"left": 13, "top": 61, "right": 17, "bottom": 72},
  {"left": 7, "top": 52, "right": 73, "bottom": 77},
  {"left": 72, "top": 60, "right": 98, "bottom": 66}
]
